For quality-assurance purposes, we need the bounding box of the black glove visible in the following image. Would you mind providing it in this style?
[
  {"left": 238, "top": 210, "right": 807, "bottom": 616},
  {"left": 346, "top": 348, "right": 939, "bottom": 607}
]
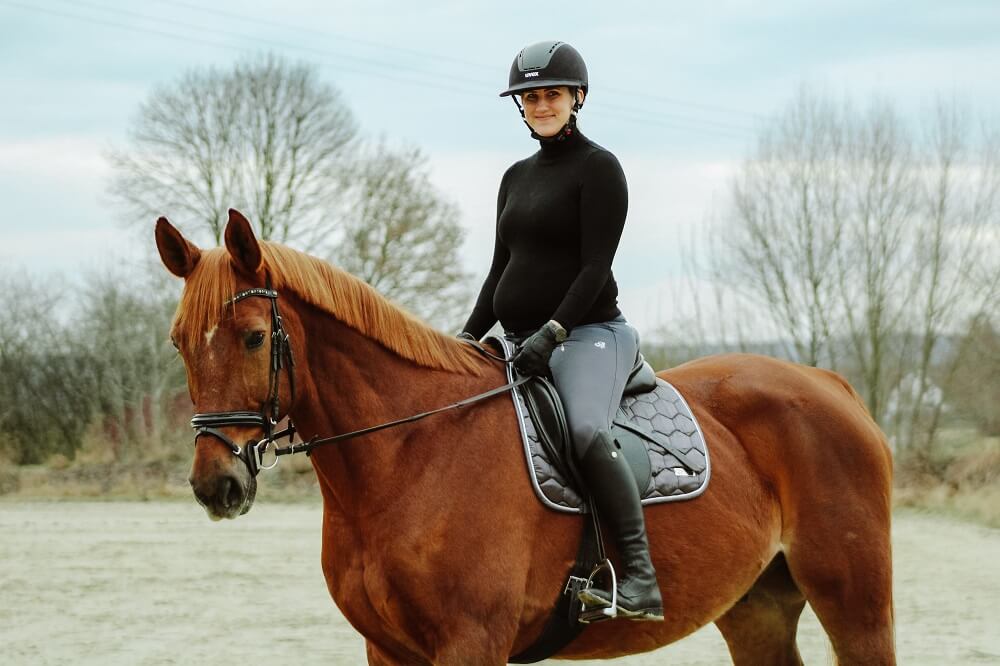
[{"left": 512, "top": 321, "right": 566, "bottom": 377}]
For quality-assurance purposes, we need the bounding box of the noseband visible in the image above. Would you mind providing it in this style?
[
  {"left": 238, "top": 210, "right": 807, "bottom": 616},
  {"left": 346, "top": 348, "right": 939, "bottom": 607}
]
[{"left": 189, "top": 284, "right": 296, "bottom": 477}]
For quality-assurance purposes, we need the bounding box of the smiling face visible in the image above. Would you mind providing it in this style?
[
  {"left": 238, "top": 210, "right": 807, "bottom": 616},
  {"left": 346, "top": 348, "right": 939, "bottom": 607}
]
[{"left": 519, "top": 86, "right": 584, "bottom": 137}]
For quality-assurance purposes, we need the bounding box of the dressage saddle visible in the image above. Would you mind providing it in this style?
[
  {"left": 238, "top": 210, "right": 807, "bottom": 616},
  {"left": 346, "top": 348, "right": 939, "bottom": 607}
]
[{"left": 517, "top": 351, "right": 659, "bottom": 494}]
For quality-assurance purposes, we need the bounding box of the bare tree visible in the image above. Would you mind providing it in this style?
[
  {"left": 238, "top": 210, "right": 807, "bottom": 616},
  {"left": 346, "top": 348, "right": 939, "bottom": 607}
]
[
  {"left": 947, "top": 315, "right": 1000, "bottom": 438},
  {"left": 898, "top": 101, "right": 1000, "bottom": 455},
  {"left": 79, "top": 270, "right": 187, "bottom": 461},
  {"left": 834, "top": 98, "right": 920, "bottom": 428},
  {"left": 331, "top": 141, "right": 473, "bottom": 330},
  {"left": 696, "top": 88, "right": 1000, "bottom": 458},
  {"left": 109, "top": 54, "right": 359, "bottom": 248},
  {"left": 649, "top": 225, "right": 771, "bottom": 365},
  {"left": 0, "top": 273, "right": 95, "bottom": 463},
  {"left": 110, "top": 54, "right": 474, "bottom": 329},
  {"left": 722, "top": 89, "right": 848, "bottom": 367},
  {"left": 0, "top": 268, "right": 188, "bottom": 464}
]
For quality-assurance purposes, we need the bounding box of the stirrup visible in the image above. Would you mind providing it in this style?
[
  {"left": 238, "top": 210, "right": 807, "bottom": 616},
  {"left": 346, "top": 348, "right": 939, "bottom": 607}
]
[{"left": 576, "top": 558, "right": 618, "bottom": 623}]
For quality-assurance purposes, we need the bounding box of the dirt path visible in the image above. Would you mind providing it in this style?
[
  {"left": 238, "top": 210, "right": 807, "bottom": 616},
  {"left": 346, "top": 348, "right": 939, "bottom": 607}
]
[{"left": 1, "top": 501, "right": 998, "bottom": 664}]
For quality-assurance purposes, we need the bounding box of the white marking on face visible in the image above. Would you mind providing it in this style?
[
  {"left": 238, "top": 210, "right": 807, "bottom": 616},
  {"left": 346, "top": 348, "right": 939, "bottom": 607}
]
[{"left": 205, "top": 325, "right": 217, "bottom": 346}]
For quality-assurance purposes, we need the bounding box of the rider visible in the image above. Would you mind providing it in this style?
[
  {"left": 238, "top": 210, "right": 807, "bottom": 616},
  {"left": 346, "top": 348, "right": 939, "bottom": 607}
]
[{"left": 460, "top": 41, "right": 664, "bottom": 621}]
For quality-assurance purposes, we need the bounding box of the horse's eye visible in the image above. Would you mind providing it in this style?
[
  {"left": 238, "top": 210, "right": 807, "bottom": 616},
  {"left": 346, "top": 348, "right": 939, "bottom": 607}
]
[{"left": 246, "top": 331, "right": 266, "bottom": 349}]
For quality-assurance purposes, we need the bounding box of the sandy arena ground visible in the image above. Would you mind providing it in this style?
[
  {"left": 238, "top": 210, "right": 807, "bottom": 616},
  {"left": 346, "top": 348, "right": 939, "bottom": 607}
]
[{"left": 1, "top": 500, "right": 998, "bottom": 665}]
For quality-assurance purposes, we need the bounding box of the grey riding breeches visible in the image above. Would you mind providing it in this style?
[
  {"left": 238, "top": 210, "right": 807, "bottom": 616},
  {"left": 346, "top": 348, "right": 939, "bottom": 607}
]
[{"left": 508, "top": 315, "right": 640, "bottom": 460}]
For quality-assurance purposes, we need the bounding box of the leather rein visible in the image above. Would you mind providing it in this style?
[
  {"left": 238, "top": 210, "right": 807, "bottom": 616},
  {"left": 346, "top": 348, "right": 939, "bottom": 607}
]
[{"left": 189, "top": 285, "right": 527, "bottom": 478}]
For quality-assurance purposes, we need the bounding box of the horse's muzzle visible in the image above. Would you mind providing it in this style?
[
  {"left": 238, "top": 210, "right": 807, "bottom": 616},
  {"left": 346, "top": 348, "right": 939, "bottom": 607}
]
[{"left": 190, "top": 468, "right": 256, "bottom": 520}]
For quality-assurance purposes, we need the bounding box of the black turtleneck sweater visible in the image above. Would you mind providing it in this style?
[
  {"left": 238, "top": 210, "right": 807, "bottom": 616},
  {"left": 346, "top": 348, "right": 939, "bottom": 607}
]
[{"left": 463, "top": 130, "right": 628, "bottom": 338}]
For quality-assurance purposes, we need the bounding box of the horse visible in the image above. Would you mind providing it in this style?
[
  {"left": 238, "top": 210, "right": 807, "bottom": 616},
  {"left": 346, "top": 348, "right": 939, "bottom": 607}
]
[{"left": 155, "top": 209, "right": 895, "bottom": 665}]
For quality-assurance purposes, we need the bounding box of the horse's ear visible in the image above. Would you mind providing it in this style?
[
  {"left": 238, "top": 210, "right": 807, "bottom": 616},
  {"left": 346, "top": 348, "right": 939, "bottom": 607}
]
[
  {"left": 155, "top": 217, "right": 201, "bottom": 278},
  {"left": 224, "top": 209, "right": 263, "bottom": 275}
]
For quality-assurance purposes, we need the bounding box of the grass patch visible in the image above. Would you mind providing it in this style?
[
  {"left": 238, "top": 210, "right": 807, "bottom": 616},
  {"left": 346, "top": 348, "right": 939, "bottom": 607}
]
[
  {"left": 4, "top": 452, "right": 321, "bottom": 503},
  {"left": 894, "top": 436, "right": 1000, "bottom": 528}
]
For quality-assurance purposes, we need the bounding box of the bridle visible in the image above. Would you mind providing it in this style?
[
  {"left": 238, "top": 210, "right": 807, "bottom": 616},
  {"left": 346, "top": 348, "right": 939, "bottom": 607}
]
[
  {"left": 189, "top": 284, "right": 297, "bottom": 477},
  {"left": 188, "top": 284, "right": 528, "bottom": 479}
]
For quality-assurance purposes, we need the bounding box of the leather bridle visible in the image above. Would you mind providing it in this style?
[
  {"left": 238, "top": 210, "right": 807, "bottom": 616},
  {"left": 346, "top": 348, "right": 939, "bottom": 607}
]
[
  {"left": 189, "top": 284, "right": 297, "bottom": 477},
  {"left": 187, "top": 285, "right": 529, "bottom": 479}
]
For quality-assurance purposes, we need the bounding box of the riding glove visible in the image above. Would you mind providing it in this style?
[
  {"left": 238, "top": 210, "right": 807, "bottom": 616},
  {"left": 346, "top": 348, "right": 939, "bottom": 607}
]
[{"left": 513, "top": 320, "right": 567, "bottom": 377}]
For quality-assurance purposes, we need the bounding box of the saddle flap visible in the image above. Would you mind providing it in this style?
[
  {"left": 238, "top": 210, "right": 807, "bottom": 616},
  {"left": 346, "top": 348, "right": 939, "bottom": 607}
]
[
  {"left": 609, "top": 425, "right": 653, "bottom": 494},
  {"left": 520, "top": 376, "right": 576, "bottom": 485}
]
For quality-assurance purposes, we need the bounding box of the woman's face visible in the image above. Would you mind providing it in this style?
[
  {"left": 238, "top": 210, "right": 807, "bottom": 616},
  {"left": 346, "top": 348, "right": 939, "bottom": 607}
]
[{"left": 519, "top": 86, "right": 583, "bottom": 137}]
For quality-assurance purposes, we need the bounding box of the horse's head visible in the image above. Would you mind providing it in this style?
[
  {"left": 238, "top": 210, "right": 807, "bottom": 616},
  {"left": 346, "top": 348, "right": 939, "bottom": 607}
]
[{"left": 155, "top": 210, "right": 297, "bottom": 520}]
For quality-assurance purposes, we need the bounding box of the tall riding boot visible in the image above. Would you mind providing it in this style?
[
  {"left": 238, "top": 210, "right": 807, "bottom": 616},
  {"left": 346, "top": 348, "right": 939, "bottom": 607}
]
[{"left": 576, "top": 430, "right": 664, "bottom": 621}]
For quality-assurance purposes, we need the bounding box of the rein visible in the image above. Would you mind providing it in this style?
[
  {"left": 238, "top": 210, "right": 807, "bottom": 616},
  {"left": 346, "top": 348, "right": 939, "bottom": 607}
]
[
  {"left": 189, "top": 286, "right": 527, "bottom": 477},
  {"left": 265, "top": 373, "right": 531, "bottom": 462}
]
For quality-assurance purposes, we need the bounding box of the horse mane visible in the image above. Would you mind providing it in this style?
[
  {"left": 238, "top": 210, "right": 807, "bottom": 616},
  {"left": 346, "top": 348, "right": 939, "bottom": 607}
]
[{"left": 173, "top": 242, "right": 486, "bottom": 376}]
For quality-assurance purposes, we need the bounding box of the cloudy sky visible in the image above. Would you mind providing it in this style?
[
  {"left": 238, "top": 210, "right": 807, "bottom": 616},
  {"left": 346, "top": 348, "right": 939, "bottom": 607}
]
[{"left": 2, "top": 0, "right": 999, "bottom": 333}]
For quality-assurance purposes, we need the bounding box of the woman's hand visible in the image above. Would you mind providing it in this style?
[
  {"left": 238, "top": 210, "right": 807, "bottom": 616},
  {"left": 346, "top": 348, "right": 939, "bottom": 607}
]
[{"left": 513, "top": 321, "right": 566, "bottom": 377}]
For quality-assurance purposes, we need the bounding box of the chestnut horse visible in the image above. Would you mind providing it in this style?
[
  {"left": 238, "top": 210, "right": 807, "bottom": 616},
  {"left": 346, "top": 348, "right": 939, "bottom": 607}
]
[{"left": 156, "top": 210, "right": 894, "bottom": 665}]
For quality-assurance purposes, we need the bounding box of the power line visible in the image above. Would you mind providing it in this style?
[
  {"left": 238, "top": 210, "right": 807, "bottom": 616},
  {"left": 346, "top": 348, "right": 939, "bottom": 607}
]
[
  {"left": 597, "top": 100, "right": 759, "bottom": 133},
  {"left": 0, "top": 0, "right": 491, "bottom": 97},
  {"left": 140, "top": 0, "right": 770, "bottom": 123},
  {"left": 1, "top": 1, "right": 256, "bottom": 58},
  {"left": 149, "top": 0, "right": 499, "bottom": 72},
  {"left": 2, "top": 0, "right": 760, "bottom": 140},
  {"left": 51, "top": 0, "right": 494, "bottom": 90},
  {"left": 603, "top": 86, "right": 770, "bottom": 122}
]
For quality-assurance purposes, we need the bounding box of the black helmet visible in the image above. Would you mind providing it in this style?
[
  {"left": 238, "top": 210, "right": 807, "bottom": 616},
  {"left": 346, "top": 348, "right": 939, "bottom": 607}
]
[{"left": 500, "top": 41, "right": 588, "bottom": 98}]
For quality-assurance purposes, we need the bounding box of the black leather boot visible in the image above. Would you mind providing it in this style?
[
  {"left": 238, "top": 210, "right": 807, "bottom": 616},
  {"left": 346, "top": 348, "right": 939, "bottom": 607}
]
[{"left": 576, "top": 430, "right": 664, "bottom": 621}]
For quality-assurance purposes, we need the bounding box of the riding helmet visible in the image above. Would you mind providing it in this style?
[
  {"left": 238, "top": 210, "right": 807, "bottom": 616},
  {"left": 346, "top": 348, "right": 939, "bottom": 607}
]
[{"left": 500, "top": 41, "right": 588, "bottom": 98}]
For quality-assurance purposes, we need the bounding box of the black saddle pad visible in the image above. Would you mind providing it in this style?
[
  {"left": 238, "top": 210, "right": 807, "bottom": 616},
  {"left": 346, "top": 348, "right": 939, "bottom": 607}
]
[{"left": 486, "top": 335, "right": 711, "bottom": 513}]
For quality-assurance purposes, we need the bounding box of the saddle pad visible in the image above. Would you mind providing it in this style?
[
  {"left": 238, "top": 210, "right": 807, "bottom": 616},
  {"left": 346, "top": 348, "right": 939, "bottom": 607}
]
[{"left": 489, "top": 336, "right": 711, "bottom": 514}]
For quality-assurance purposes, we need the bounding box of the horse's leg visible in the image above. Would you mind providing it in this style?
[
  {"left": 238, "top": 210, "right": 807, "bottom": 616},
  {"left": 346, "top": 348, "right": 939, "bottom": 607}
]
[
  {"left": 433, "top": 634, "right": 508, "bottom": 666},
  {"left": 714, "top": 554, "right": 806, "bottom": 666},
  {"left": 366, "top": 640, "right": 431, "bottom": 666},
  {"left": 427, "top": 613, "right": 520, "bottom": 666},
  {"left": 782, "top": 489, "right": 895, "bottom": 664}
]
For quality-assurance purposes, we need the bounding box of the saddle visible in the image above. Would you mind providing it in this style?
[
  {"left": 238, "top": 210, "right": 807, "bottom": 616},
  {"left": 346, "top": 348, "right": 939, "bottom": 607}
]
[{"left": 485, "top": 335, "right": 710, "bottom": 511}]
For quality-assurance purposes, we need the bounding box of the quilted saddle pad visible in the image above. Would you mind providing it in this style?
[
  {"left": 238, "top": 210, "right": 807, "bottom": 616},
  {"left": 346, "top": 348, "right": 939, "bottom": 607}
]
[{"left": 487, "top": 336, "right": 711, "bottom": 514}]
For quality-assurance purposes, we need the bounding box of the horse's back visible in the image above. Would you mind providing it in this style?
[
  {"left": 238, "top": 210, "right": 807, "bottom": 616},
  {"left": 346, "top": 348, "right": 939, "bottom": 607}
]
[{"left": 662, "top": 352, "right": 891, "bottom": 479}]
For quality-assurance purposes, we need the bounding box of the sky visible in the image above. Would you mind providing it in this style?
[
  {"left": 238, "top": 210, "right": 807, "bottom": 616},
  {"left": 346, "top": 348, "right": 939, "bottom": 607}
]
[{"left": 2, "top": 0, "right": 999, "bottom": 334}]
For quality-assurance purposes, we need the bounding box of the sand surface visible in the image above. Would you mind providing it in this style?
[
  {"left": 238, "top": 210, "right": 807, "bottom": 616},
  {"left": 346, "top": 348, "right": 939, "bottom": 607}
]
[{"left": 1, "top": 500, "right": 998, "bottom": 665}]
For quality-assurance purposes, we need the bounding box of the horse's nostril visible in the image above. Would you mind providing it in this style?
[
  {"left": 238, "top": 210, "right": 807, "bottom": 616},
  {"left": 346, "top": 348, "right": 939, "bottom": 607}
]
[
  {"left": 190, "top": 479, "right": 212, "bottom": 508},
  {"left": 222, "top": 476, "right": 243, "bottom": 510}
]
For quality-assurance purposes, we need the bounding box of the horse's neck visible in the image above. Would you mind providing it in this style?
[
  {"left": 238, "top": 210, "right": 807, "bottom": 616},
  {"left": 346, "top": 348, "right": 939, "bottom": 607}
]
[{"left": 290, "top": 307, "right": 488, "bottom": 514}]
